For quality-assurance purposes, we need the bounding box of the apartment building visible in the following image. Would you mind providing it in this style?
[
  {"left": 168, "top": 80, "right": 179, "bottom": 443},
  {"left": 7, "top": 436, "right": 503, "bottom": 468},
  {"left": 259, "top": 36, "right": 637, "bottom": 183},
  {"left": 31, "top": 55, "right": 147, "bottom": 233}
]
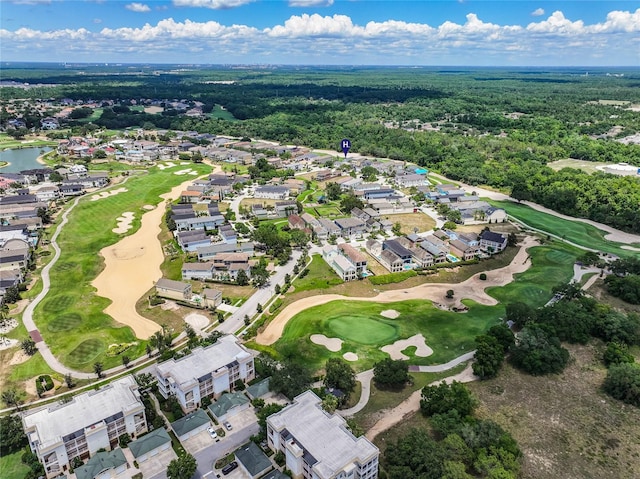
[
  {"left": 22, "top": 376, "right": 147, "bottom": 478},
  {"left": 267, "top": 391, "right": 379, "bottom": 479}
]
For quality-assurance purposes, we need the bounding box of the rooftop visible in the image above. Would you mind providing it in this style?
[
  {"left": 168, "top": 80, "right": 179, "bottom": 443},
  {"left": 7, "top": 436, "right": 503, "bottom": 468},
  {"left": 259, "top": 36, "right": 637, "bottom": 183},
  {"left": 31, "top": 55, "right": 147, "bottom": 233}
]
[
  {"left": 267, "top": 391, "right": 378, "bottom": 479},
  {"left": 156, "top": 278, "right": 190, "bottom": 291},
  {"left": 208, "top": 392, "right": 249, "bottom": 418},
  {"left": 128, "top": 428, "right": 171, "bottom": 459},
  {"left": 74, "top": 449, "right": 127, "bottom": 479},
  {"left": 171, "top": 409, "right": 210, "bottom": 437},
  {"left": 22, "top": 376, "right": 143, "bottom": 451},
  {"left": 234, "top": 441, "right": 272, "bottom": 477}
]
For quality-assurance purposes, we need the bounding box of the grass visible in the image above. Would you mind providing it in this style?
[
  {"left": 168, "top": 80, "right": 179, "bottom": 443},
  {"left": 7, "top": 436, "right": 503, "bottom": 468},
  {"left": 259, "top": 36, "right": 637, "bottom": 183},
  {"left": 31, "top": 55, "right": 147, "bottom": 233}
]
[
  {"left": 368, "top": 270, "right": 417, "bottom": 285},
  {"left": 382, "top": 212, "right": 436, "bottom": 235},
  {"left": 208, "top": 105, "right": 238, "bottom": 121},
  {"left": 0, "top": 448, "right": 30, "bottom": 479},
  {"left": 292, "top": 255, "right": 344, "bottom": 292},
  {"left": 468, "top": 343, "right": 640, "bottom": 479},
  {"left": 30, "top": 164, "right": 212, "bottom": 371},
  {"left": 489, "top": 200, "right": 640, "bottom": 258}
]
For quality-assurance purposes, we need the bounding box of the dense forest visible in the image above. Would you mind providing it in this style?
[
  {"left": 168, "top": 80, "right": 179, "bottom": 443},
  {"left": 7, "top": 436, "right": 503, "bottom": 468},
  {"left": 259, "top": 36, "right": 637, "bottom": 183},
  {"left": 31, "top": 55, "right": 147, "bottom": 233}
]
[{"left": 2, "top": 65, "right": 640, "bottom": 232}]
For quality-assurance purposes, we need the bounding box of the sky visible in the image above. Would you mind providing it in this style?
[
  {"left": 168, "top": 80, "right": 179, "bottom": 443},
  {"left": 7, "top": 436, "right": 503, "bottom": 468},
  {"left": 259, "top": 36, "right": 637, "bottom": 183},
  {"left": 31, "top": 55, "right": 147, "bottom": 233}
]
[{"left": 1, "top": 1, "right": 639, "bottom": 66}]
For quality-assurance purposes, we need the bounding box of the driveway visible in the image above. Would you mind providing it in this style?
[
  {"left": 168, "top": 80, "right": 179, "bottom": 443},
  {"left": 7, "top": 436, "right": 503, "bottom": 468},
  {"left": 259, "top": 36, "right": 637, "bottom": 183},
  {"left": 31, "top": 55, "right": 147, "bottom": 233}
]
[
  {"left": 140, "top": 447, "right": 177, "bottom": 479},
  {"left": 183, "top": 429, "right": 219, "bottom": 455}
]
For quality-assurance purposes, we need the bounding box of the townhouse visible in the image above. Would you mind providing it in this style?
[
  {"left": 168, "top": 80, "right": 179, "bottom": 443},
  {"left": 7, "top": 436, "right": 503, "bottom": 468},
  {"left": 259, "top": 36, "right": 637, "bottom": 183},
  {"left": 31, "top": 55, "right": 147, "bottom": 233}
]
[
  {"left": 322, "top": 245, "right": 358, "bottom": 281},
  {"left": 334, "top": 217, "right": 366, "bottom": 239},
  {"left": 479, "top": 230, "right": 508, "bottom": 253}
]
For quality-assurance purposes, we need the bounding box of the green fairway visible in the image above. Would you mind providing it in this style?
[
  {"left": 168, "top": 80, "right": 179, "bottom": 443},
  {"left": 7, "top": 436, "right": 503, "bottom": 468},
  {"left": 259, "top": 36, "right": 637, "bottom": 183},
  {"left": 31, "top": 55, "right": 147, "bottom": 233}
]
[
  {"left": 489, "top": 200, "right": 639, "bottom": 258},
  {"left": 0, "top": 449, "right": 30, "bottom": 479},
  {"left": 31, "top": 164, "right": 211, "bottom": 371},
  {"left": 269, "top": 241, "right": 580, "bottom": 372}
]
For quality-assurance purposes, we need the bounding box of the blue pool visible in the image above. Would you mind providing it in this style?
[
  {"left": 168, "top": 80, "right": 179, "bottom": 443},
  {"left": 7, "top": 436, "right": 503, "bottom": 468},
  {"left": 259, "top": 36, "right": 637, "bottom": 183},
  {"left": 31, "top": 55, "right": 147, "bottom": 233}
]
[{"left": 446, "top": 254, "right": 460, "bottom": 263}]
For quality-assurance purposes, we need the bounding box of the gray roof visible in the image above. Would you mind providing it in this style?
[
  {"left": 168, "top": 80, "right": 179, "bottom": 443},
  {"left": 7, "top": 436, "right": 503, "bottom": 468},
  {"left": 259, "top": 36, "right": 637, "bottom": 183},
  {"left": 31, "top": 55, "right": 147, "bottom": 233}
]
[
  {"left": 75, "top": 449, "right": 127, "bottom": 479},
  {"left": 208, "top": 392, "right": 249, "bottom": 418},
  {"left": 171, "top": 409, "right": 210, "bottom": 437},
  {"left": 129, "top": 428, "right": 171, "bottom": 458},
  {"left": 267, "top": 391, "right": 378, "bottom": 479},
  {"left": 246, "top": 377, "right": 270, "bottom": 399},
  {"left": 234, "top": 442, "right": 272, "bottom": 477},
  {"left": 156, "top": 278, "right": 191, "bottom": 292}
]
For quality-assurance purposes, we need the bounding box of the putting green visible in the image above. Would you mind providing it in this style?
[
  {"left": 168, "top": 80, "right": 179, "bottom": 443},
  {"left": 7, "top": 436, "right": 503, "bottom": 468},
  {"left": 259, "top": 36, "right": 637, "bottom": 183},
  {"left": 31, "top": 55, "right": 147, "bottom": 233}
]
[
  {"left": 47, "top": 313, "right": 82, "bottom": 332},
  {"left": 327, "top": 315, "right": 398, "bottom": 345},
  {"left": 67, "top": 338, "right": 104, "bottom": 365},
  {"left": 42, "top": 294, "right": 77, "bottom": 313}
]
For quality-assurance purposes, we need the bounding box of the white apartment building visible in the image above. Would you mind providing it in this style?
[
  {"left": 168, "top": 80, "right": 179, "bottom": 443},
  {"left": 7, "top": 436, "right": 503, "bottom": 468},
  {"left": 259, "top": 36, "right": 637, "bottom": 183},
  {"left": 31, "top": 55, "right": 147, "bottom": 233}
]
[
  {"left": 267, "top": 391, "right": 379, "bottom": 479},
  {"left": 155, "top": 335, "right": 255, "bottom": 412},
  {"left": 22, "top": 376, "right": 147, "bottom": 478}
]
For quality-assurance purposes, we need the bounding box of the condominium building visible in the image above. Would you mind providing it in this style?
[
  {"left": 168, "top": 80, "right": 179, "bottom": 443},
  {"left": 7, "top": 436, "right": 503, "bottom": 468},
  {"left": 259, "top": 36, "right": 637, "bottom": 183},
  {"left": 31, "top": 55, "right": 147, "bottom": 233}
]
[
  {"left": 22, "top": 376, "right": 147, "bottom": 478},
  {"left": 267, "top": 391, "right": 379, "bottom": 479},
  {"left": 155, "top": 335, "right": 255, "bottom": 412}
]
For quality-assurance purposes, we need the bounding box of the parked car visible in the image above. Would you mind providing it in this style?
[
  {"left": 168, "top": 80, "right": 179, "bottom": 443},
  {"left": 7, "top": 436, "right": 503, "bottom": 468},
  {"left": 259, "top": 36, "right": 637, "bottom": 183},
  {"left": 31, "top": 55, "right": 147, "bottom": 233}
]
[
  {"left": 221, "top": 461, "right": 238, "bottom": 475},
  {"left": 207, "top": 427, "right": 217, "bottom": 439},
  {"left": 224, "top": 421, "right": 233, "bottom": 431}
]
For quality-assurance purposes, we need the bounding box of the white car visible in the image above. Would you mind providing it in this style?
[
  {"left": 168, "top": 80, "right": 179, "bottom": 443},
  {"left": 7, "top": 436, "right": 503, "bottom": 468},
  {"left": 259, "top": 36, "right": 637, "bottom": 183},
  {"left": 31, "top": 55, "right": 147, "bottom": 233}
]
[{"left": 207, "top": 427, "right": 217, "bottom": 439}]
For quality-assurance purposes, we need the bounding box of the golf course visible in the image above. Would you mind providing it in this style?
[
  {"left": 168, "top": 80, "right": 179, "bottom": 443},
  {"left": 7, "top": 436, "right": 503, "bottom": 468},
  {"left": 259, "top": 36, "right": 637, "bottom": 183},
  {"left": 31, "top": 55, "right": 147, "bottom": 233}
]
[{"left": 32, "top": 163, "right": 211, "bottom": 371}]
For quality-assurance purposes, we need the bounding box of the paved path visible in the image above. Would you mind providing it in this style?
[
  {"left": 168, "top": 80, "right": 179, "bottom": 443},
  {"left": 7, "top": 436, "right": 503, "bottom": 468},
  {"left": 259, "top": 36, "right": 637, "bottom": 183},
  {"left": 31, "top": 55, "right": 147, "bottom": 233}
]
[{"left": 338, "top": 351, "right": 476, "bottom": 417}]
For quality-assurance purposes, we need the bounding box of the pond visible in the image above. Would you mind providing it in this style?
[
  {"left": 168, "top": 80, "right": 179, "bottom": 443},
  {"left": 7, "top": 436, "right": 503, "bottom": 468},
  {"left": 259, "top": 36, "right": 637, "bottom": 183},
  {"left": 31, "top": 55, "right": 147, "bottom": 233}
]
[{"left": 0, "top": 147, "right": 52, "bottom": 173}]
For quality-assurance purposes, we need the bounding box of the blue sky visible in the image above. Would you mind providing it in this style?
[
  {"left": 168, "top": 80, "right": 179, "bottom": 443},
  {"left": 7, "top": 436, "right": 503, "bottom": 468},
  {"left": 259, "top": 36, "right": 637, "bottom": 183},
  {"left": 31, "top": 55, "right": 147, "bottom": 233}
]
[{"left": 1, "top": 1, "right": 639, "bottom": 66}]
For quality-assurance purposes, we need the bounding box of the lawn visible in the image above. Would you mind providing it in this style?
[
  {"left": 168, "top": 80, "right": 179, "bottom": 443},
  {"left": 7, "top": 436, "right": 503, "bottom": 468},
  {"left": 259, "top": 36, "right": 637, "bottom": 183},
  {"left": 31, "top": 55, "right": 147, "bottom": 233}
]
[
  {"left": 270, "top": 241, "right": 579, "bottom": 373},
  {"left": 489, "top": 200, "right": 640, "bottom": 258},
  {"left": 0, "top": 449, "right": 30, "bottom": 479},
  {"left": 382, "top": 212, "right": 436, "bottom": 235},
  {"left": 208, "top": 105, "right": 238, "bottom": 121},
  {"left": 30, "top": 164, "right": 212, "bottom": 371},
  {"left": 292, "top": 254, "right": 343, "bottom": 292}
]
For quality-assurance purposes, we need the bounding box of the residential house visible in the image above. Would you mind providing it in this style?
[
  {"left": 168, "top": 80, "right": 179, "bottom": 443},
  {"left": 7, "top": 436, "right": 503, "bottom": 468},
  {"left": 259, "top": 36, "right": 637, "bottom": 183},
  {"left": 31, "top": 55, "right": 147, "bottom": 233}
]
[
  {"left": 317, "top": 218, "right": 340, "bottom": 238},
  {"left": 449, "top": 239, "right": 479, "bottom": 261},
  {"left": 365, "top": 239, "right": 383, "bottom": 258},
  {"left": 211, "top": 253, "right": 253, "bottom": 281},
  {"left": 378, "top": 249, "right": 404, "bottom": 273},
  {"left": 288, "top": 214, "right": 306, "bottom": 230},
  {"left": 176, "top": 231, "right": 210, "bottom": 252},
  {"left": 128, "top": 428, "right": 174, "bottom": 464},
  {"left": 363, "top": 188, "right": 396, "bottom": 201},
  {"left": 22, "top": 376, "right": 147, "bottom": 478},
  {"left": 266, "top": 390, "right": 379, "bottom": 479},
  {"left": 208, "top": 392, "right": 250, "bottom": 422},
  {"left": 34, "top": 186, "right": 60, "bottom": 202},
  {"left": 219, "top": 225, "right": 237, "bottom": 243},
  {"left": 171, "top": 410, "right": 211, "bottom": 442},
  {"left": 283, "top": 178, "right": 306, "bottom": 195},
  {"left": 74, "top": 449, "right": 128, "bottom": 479},
  {"left": 0, "top": 269, "right": 22, "bottom": 295},
  {"left": 155, "top": 278, "right": 192, "bottom": 301},
  {"left": 196, "top": 241, "right": 255, "bottom": 261},
  {"left": 383, "top": 239, "right": 413, "bottom": 266},
  {"left": 322, "top": 245, "right": 358, "bottom": 281},
  {"left": 59, "top": 182, "right": 84, "bottom": 196},
  {"left": 275, "top": 200, "right": 298, "bottom": 218},
  {"left": 314, "top": 169, "right": 337, "bottom": 182},
  {"left": 155, "top": 335, "right": 255, "bottom": 412},
  {"left": 235, "top": 442, "right": 273, "bottom": 479},
  {"left": 0, "top": 249, "right": 30, "bottom": 272},
  {"left": 174, "top": 215, "right": 224, "bottom": 232},
  {"left": 395, "top": 173, "right": 427, "bottom": 188},
  {"left": 479, "top": 230, "right": 508, "bottom": 253},
  {"left": 181, "top": 262, "right": 215, "bottom": 281},
  {"left": 338, "top": 244, "right": 367, "bottom": 276},
  {"left": 255, "top": 186, "right": 289, "bottom": 200},
  {"left": 180, "top": 190, "right": 202, "bottom": 204},
  {"left": 334, "top": 217, "right": 366, "bottom": 239},
  {"left": 251, "top": 204, "right": 269, "bottom": 219},
  {"left": 202, "top": 288, "right": 223, "bottom": 308},
  {"left": 422, "top": 234, "right": 450, "bottom": 254},
  {"left": 419, "top": 241, "right": 447, "bottom": 264}
]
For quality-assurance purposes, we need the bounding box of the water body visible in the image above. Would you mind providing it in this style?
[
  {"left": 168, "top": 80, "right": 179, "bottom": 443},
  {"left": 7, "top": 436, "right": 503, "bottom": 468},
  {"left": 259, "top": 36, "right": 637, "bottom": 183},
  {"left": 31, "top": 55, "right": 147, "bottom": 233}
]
[{"left": 0, "top": 147, "right": 52, "bottom": 173}]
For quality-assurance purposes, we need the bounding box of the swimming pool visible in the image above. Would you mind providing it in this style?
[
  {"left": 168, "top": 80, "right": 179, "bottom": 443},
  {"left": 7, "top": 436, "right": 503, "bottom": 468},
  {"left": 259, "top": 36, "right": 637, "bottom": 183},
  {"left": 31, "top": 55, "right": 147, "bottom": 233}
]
[{"left": 446, "top": 254, "right": 460, "bottom": 263}]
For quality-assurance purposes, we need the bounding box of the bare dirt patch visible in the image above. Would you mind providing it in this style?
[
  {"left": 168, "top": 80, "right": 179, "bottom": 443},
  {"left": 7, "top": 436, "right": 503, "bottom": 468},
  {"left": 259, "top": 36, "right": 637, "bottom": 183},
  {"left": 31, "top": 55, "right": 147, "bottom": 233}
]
[
  {"left": 8, "top": 350, "right": 30, "bottom": 365},
  {"left": 310, "top": 334, "right": 343, "bottom": 352},
  {"left": 381, "top": 334, "right": 433, "bottom": 360},
  {"left": 380, "top": 309, "right": 400, "bottom": 319}
]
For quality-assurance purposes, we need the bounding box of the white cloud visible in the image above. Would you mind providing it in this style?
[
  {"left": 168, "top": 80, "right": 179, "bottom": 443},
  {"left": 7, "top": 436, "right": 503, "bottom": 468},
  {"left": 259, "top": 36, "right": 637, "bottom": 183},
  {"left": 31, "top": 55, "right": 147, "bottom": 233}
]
[
  {"left": 125, "top": 3, "right": 151, "bottom": 13},
  {"left": 531, "top": 8, "right": 545, "bottom": 17},
  {"left": 289, "top": 0, "right": 334, "bottom": 6},
  {"left": 172, "top": 0, "right": 255, "bottom": 9}
]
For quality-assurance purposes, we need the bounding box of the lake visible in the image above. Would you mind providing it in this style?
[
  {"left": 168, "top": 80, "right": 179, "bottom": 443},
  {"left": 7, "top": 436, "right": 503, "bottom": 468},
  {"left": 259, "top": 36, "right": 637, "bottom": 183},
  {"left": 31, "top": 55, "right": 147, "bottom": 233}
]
[{"left": 0, "top": 147, "right": 52, "bottom": 173}]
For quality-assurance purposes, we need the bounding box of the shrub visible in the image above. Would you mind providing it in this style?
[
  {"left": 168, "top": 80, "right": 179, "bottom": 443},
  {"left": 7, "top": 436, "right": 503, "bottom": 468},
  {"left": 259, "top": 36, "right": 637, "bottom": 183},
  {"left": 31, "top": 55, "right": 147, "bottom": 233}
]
[
  {"left": 479, "top": 273, "right": 487, "bottom": 281},
  {"left": 603, "top": 362, "right": 640, "bottom": 407}
]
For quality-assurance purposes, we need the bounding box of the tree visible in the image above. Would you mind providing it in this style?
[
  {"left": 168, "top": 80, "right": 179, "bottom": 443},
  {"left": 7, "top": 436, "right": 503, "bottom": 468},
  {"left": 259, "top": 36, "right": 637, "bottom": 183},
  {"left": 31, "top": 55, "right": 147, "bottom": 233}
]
[
  {"left": 324, "top": 358, "right": 356, "bottom": 395},
  {"left": 392, "top": 222, "right": 402, "bottom": 236},
  {"left": 94, "top": 362, "right": 104, "bottom": 378},
  {"left": 236, "top": 269, "right": 249, "bottom": 286},
  {"left": 603, "top": 342, "right": 635, "bottom": 367},
  {"left": 373, "top": 358, "right": 410, "bottom": 388},
  {"left": 64, "top": 373, "right": 75, "bottom": 388},
  {"left": 446, "top": 289, "right": 454, "bottom": 299},
  {"left": 1, "top": 388, "right": 24, "bottom": 409},
  {"left": 420, "top": 381, "right": 477, "bottom": 418},
  {"left": 384, "top": 428, "right": 446, "bottom": 479},
  {"left": 509, "top": 324, "right": 570, "bottom": 375},
  {"left": 486, "top": 323, "right": 516, "bottom": 352},
  {"left": 256, "top": 403, "right": 285, "bottom": 436},
  {"left": 505, "top": 302, "right": 536, "bottom": 329},
  {"left": 603, "top": 362, "right": 640, "bottom": 407},
  {"left": 472, "top": 335, "right": 505, "bottom": 380},
  {"left": 49, "top": 170, "right": 63, "bottom": 182},
  {"left": 21, "top": 337, "right": 37, "bottom": 355},
  {"left": 325, "top": 182, "right": 342, "bottom": 201},
  {"left": 0, "top": 415, "right": 28, "bottom": 454},
  {"left": 167, "top": 453, "right": 197, "bottom": 479},
  {"left": 122, "top": 355, "right": 131, "bottom": 368},
  {"left": 3, "top": 285, "right": 21, "bottom": 304},
  {"left": 321, "top": 394, "right": 338, "bottom": 414},
  {"left": 37, "top": 207, "right": 51, "bottom": 224},
  {"left": 271, "top": 361, "right": 313, "bottom": 399},
  {"left": 339, "top": 193, "right": 364, "bottom": 213}
]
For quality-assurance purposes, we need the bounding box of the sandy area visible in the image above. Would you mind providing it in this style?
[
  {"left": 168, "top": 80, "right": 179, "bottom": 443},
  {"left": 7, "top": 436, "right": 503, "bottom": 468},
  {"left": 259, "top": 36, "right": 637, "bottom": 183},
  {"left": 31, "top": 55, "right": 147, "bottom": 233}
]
[
  {"left": 381, "top": 334, "right": 433, "bottom": 360},
  {"left": 9, "top": 350, "right": 30, "bottom": 365},
  {"left": 112, "top": 212, "right": 135, "bottom": 234},
  {"left": 0, "top": 337, "right": 18, "bottom": 350},
  {"left": 184, "top": 312, "right": 209, "bottom": 333},
  {"left": 366, "top": 362, "right": 477, "bottom": 440},
  {"left": 157, "top": 162, "right": 176, "bottom": 170},
  {"left": 91, "top": 187, "right": 128, "bottom": 201},
  {"left": 621, "top": 245, "right": 640, "bottom": 251},
  {"left": 0, "top": 318, "right": 18, "bottom": 334},
  {"left": 256, "top": 237, "right": 538, "bottom": 345},
  {"left": 174, "top": 168, "right": 196, "bottom": 175},
  {"left": 92, "top": 169, "right": 217, "bottom": 339},
  {"left": 143, "top": 204, "right": 155, "bottom": 211},
  {"left": 310, "top": 334, "right": 343, "bottom": 352},
  {"left": 160, "top": 300, "right": 180, "bottom": 311},
  {"left": 380, "top": 309, "right": 400, "bottom": 319},
  {"left": 343, "top": 352, "right": 359, "bottom": 361}
]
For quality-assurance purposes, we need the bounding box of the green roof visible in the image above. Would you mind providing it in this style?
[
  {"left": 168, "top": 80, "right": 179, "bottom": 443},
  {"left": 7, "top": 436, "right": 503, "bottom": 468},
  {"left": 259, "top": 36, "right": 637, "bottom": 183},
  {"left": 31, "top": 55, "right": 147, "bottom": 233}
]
[
  {"left": 75, "top": 449, "right": 127, "bottom": 479},
  {"left": 128, "top": 428, "right": 171, "bottom": 458},
  {"left": 171, "top": 409, "right": 210, "bottom": 437},
  {"left": 246, "top": 377, "right": 270, "bottom": 399},
  {"left": 208, "top": 392, "right": 249, "bottom": 418},
  {"left": 261, "top": 471, "right": 289, "bottom": 479},
  {"left": 234, "top": 441, "right": 272, "bottom": 477}
]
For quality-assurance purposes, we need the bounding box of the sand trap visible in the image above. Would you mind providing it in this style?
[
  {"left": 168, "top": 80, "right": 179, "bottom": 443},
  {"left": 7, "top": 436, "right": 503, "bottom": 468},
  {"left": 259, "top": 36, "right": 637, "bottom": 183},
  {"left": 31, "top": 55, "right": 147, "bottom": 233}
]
[
  {"left": 180, "top": 161, "right": 190, "bottom": 165},
  {"left": 157, "top": 162, "right": 176, "bottom": 170},
  {"left": 92, "top": 168, "right": 217, "bottom": 339},
  {"left": 184, "top": 312, "right": 209, "bottom": 333},
  {"left": 310, "top": 334, "right": 343, "bottom": 352},
  {"left": 174, "top": 168, "right": 195, "bottom": 175},
  {"left": 256, "top": 236, "right": 539, "bottom": 345},
  {"left": 621, "top": 245, "right": 640, "bottom": 252},
  {"left": 9, "top": 349, "right": 30, "bottom": 365},
  {"left": 143, "top": 204, "right": 155, "bottom": 211},
  {"left": 0, "top": 337, "right": 18, "bottom": 350},
  {"left": 91, "top": 187, "right": 128, "bottom": 201},
  {"left": 343, "top": 352, "right": 359, "bottom": 361},
  {"left": 380, "top": 309, "right": 400, "bottom": 319},
  {"left": 381, "top": 334, "right": 433, "bottom": 360},
  {"left": 112, "top": 212, "right": 135, "bottom": 234}
]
